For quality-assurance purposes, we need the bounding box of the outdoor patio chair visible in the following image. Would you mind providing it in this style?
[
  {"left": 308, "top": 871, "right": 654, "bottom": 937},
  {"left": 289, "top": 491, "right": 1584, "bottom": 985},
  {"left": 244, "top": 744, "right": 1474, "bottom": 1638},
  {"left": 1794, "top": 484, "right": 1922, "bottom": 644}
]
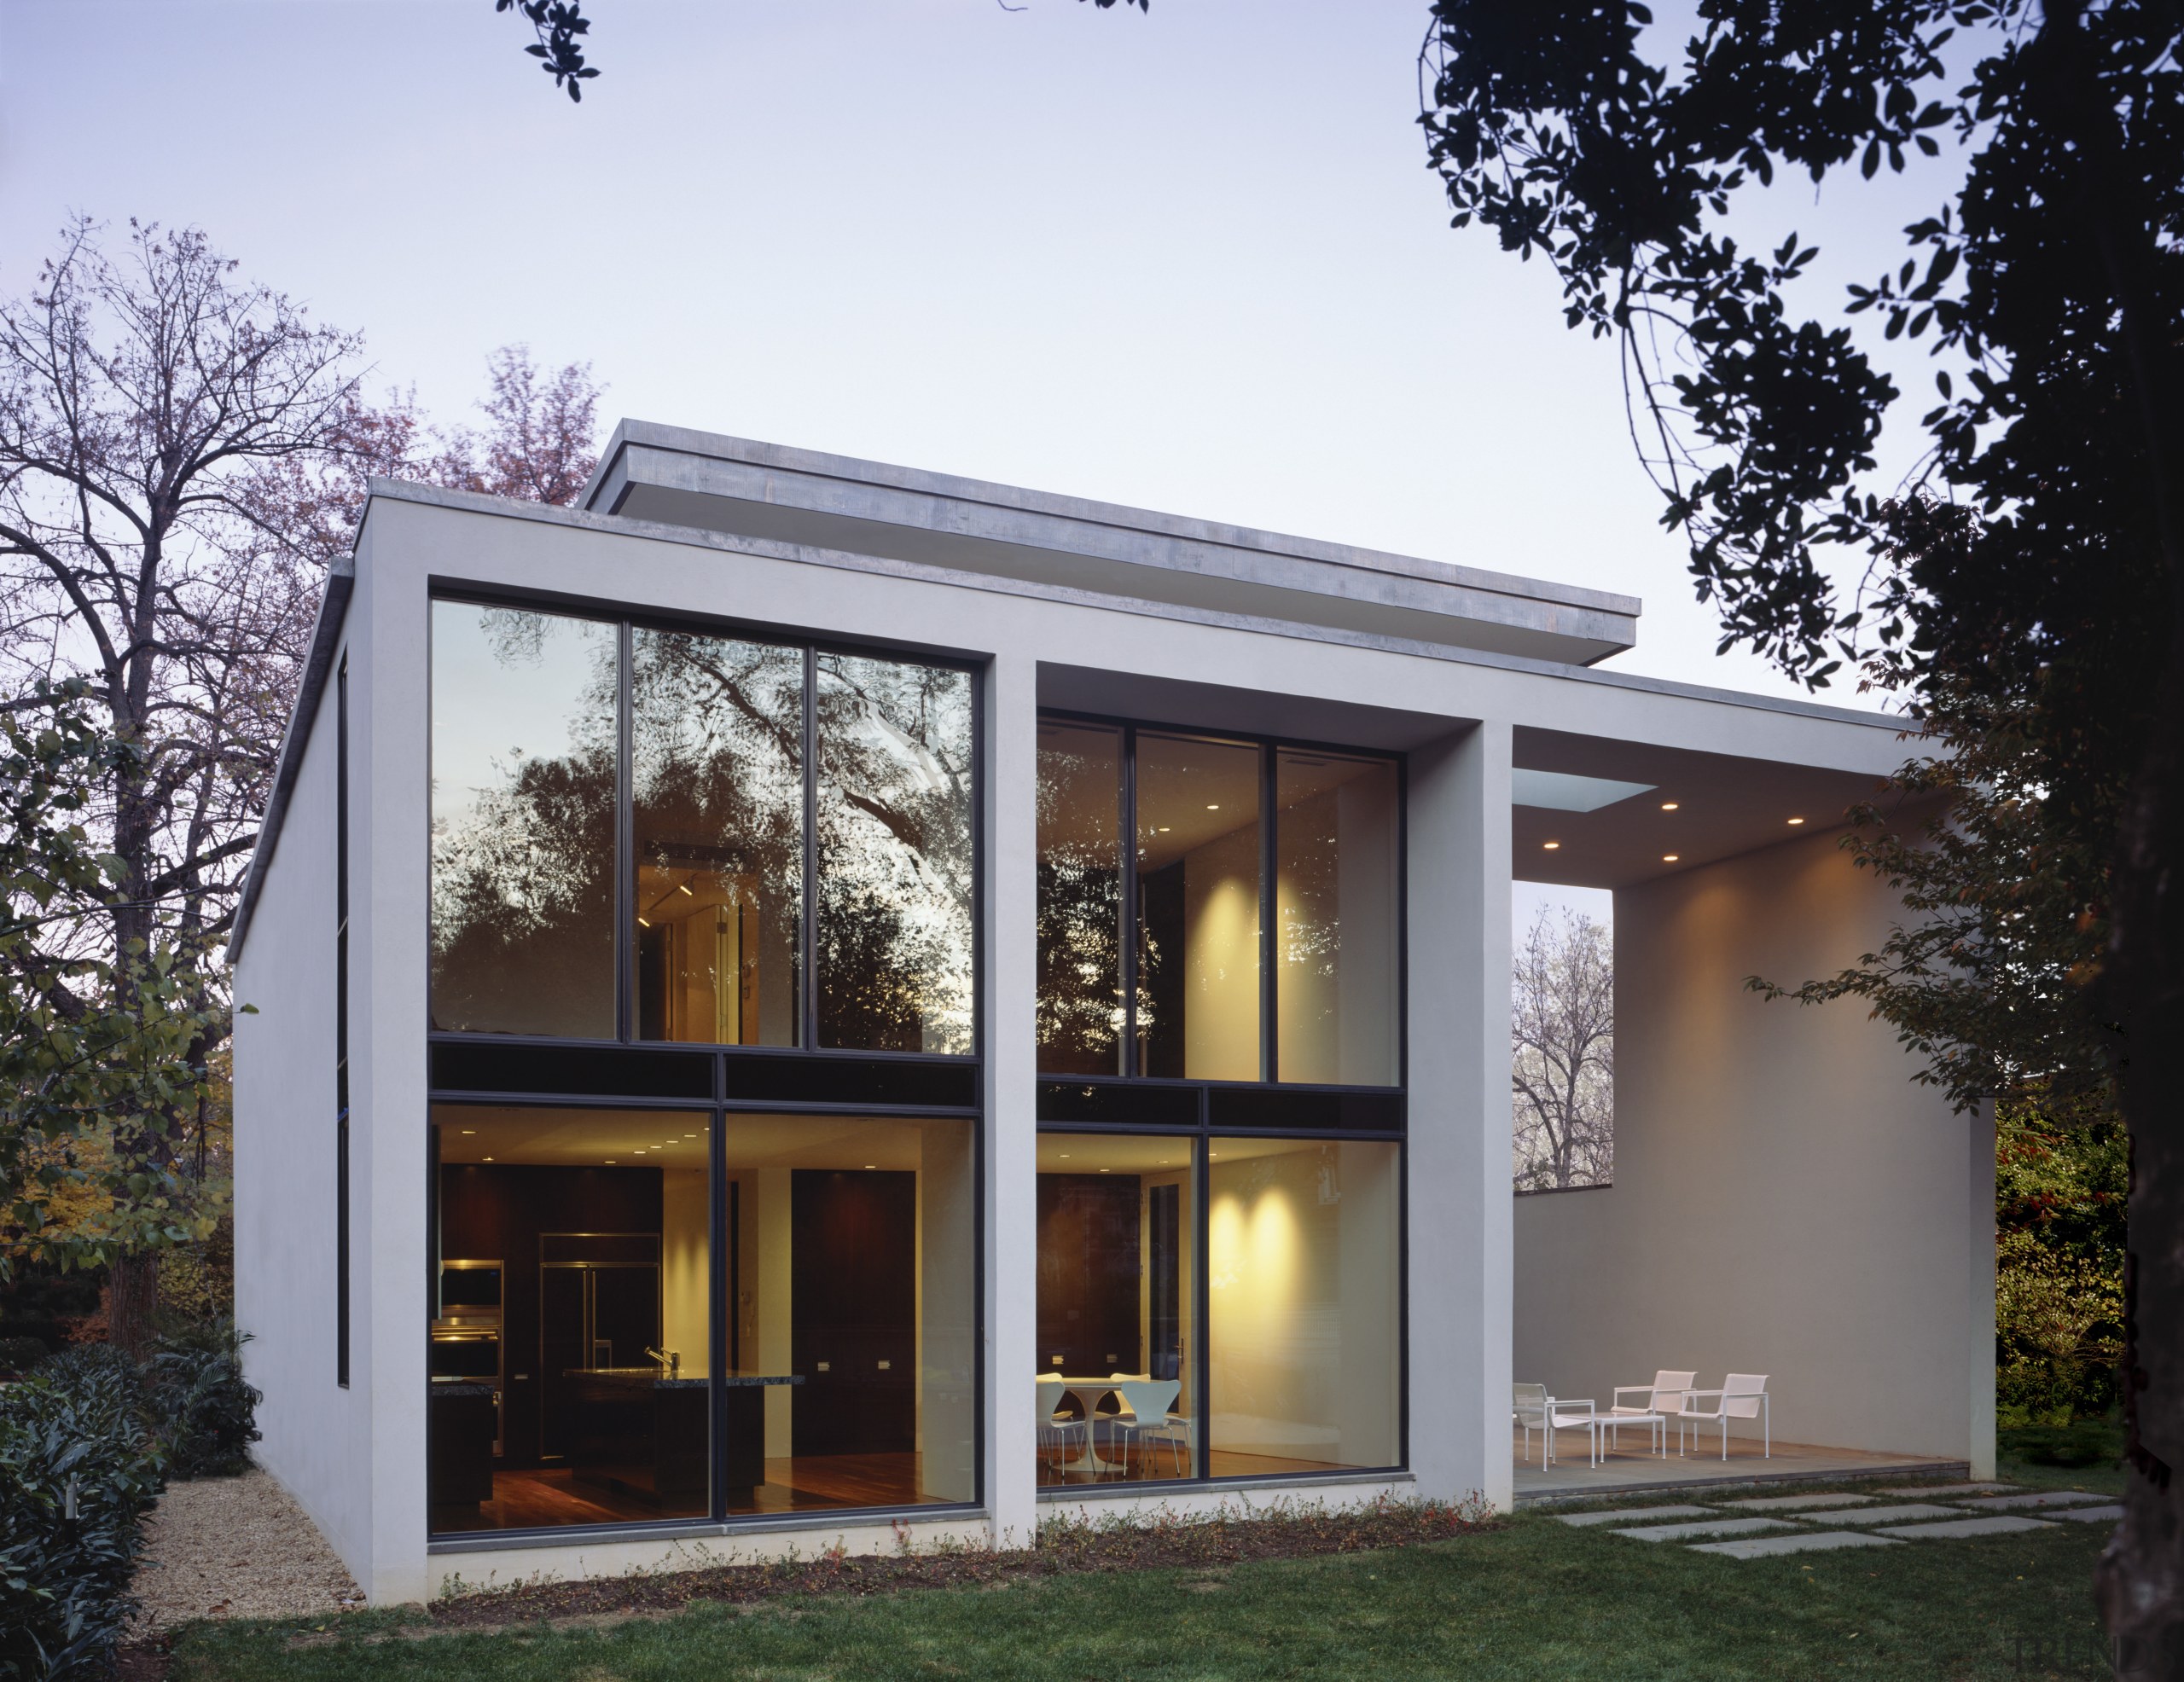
[
  {"left": 1604, "top": 1369, "right": 1693, "bottom": 1457},
  {"left": 1513, "top": 1383, "right": 1599, "bottom": 1468},
  {"left": 1678, "top": 1373, "right": 1770, "bottom": 1459}
]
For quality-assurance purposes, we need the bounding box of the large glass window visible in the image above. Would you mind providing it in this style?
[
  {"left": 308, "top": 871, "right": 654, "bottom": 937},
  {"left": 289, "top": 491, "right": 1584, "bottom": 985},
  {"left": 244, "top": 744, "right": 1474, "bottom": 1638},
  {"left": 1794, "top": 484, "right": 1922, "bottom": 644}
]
[
  {"left": 1136, "top": 734, "right": 1262, "bottom": 1081},
  {"left": 631, "top": 628, "right": 804, "bottom": 1047},
  {"left": 429, "top": 600, "right": 977, "bottom": 1057},
  {"left": 1036, "top": 721, "right": 1124, "bottom": 1075},
  {"left": 816, "top": 654, "right": 975, "bottom": 1054},
  {"left": 430, "top": 605, "right": 618, "bottom": 1037},
  {"left": 430, "top": 1105, "right": 713, "bottom": 1532},
  {"left": 1035, "top": 1134, "right": 1197, "bottom": 1485},
  {"left": 1208, "top": 1138, "right": 1400, "bottom": 1473},
  {"left": 1275, "top": 751, "right": 1399, "bottom": 1086},
  {"left": 427, "top": 1104, "right": 975, "bottom": 1534}
]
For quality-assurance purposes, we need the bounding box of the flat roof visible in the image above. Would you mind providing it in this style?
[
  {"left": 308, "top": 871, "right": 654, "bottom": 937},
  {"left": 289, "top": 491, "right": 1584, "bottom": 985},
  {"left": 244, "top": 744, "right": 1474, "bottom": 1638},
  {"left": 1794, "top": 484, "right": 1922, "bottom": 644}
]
[{"left": 582, "top": 421, "right": 1642, "bottom": 668}]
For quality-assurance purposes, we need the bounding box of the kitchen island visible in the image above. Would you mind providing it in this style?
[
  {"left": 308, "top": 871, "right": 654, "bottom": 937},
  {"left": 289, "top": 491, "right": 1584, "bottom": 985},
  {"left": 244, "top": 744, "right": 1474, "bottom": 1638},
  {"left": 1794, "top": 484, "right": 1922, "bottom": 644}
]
[{"left": 563, "top": 1370, "right": 802, "bottom": 1509}]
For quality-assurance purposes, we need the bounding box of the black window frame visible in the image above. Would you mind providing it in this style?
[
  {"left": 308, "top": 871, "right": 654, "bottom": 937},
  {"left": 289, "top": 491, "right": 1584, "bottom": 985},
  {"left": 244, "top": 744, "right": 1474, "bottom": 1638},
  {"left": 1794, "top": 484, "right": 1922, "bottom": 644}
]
[
  {"left": 423, "top": 584, "right": 989, "bottom": 1549},
  {"left": 1031, "top": 708, "right": 1409, "bottom": 1494},
  {"left": 336, "top": 656, "right": 351, "bottom": 1390}
]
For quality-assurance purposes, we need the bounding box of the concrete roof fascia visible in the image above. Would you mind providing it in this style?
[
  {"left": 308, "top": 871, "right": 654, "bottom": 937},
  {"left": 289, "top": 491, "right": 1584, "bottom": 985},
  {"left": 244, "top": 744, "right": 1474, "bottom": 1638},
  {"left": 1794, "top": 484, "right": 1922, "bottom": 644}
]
[
  {"left": 582, "top": 420, "right": 1644, "bottom": 648},
  {"left": 224, "top": 546, "right": 355, "bottom": 966},
  {"left": 226, "top": 478, "right": 1913, "bottom": 959}
]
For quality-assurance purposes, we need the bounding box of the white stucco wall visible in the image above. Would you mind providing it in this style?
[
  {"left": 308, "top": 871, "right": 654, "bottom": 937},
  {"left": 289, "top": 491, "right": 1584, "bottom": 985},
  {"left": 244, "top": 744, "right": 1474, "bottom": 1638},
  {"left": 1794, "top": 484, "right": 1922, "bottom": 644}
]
[
  {"left": 233, "top": 624, "right": 374, "bottom": 1575},
  {"left": 1513, "top": 826, "right": 1995, "bottom": 1472}
]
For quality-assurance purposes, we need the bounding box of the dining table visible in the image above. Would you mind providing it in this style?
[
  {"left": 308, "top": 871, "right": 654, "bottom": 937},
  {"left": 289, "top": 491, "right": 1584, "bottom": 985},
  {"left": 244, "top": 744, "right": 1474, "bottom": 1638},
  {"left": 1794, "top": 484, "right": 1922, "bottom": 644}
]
[{"left": 1044, "top": 1373, "right": 1148, "bottom": 1477}]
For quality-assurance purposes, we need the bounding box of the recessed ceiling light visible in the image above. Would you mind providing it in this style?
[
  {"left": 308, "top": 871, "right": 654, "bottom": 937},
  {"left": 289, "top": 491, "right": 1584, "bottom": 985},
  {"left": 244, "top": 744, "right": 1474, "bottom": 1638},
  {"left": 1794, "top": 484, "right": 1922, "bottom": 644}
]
[
  {"left": 863, "top": 1163, "right": 876, "bottom": 1169},
  {"left": 636, "top": 916, "right": 652, "bottom": 928},
  {"left": 1542, "top": 841, "right": 1561, "bottom": 850},
  {"left": 605, "top": 1159, "right": 616, "bottom": 1165},
  {"left": 482, "top": 1156, "right": 493, "bottom": 1162},
  {"left": 677, "top": 883, "right": 694, "bottom": 896},
  {"left": 1059, "top": 1153, "right": 1071, "bottom": 1158},
  {"left": 1099, "top": 1168, "right": 1111, "bottom": 1174},
  {"left": 1663, "top": 853, "right": 1680, "bottom": 862},
  {"left": 1660, "top": 801, "right": 1680, "bottom": 811},
  {"left": 461, "top": 1129, "right": 476, "bottom": 1135},
  {"left": 1787, "top": 816, "right": 1806, "bottom": 825},
  {"left": 1158, "top": 826, "right": 1171, "bottom": 832},
  {"left": 1206, "top": 803, "right": 1220, "bottom": 810}
]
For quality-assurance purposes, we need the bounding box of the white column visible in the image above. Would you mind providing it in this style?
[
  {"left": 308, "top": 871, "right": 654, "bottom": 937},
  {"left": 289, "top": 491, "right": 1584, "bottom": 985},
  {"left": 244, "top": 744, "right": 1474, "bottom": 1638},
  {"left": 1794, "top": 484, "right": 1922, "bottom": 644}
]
[
  {"left": 982, "top": 650, "right": 1039, "bottom": 1545},
  {"left": 1967, "top": 1099, "right": 1998, "bottom": 1479},
  {"left": 1405, "top": 720, "right": 1513, "bottom": 1509}
]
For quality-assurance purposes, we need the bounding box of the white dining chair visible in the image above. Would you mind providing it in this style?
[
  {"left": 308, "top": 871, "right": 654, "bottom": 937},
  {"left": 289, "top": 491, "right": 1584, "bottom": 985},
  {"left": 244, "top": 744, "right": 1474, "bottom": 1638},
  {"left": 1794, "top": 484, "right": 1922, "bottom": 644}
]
[
  {"left": 1109, "top": 1378, "right": 1184, "bottom": 1476},
  {"left": 1035, "top": 1372, "right": 1085, "bottom": 1471}
]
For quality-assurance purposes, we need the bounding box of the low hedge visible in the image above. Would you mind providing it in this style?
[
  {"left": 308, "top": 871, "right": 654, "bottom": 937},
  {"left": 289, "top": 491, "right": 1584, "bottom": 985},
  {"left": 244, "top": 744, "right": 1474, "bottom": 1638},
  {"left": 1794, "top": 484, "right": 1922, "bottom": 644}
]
[
  {"left": 147, "top": 1320, "right": 260, "bottom": 1480},
  {"left": 0, "top": 1348, "right": 164, "bottom": 1680}
]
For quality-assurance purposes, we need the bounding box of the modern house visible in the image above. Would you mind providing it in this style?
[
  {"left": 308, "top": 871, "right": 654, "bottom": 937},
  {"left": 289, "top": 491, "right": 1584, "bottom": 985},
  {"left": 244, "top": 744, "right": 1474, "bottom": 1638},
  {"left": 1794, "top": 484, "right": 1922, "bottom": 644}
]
[{"left": 230, "top": 423, "right": 1995, "bottom": 1604}]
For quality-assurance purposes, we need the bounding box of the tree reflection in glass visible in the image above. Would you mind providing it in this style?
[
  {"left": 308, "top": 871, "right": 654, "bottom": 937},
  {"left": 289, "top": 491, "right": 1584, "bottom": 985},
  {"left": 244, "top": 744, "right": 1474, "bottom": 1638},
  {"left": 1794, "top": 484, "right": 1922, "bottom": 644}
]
[
  {"left": 630, "top": 628, "right": 804, "bottom": 1045},
  {"left": 815, "top": 654, "right": 974, "bottom": 1053},
  {"left": 1036, "top": 720, "right": 1124, "bottom": 1074},
  {"left": 430, "top": 603, "right": 618, "bottom": 1037}
]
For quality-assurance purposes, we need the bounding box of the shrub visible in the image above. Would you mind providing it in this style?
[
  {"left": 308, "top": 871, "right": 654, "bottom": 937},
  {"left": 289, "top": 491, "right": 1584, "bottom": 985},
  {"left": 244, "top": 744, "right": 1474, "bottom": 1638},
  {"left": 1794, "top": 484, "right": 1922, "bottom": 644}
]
[
  {"left": 0, "top": 1350, "right": 164, "bottom": 1679},
  {"left": 147, "top": 1319, "right": 259, "bottom": 1480},
  {"left": 0, "top": 1338, "right": 49, "bottom": 1380}
]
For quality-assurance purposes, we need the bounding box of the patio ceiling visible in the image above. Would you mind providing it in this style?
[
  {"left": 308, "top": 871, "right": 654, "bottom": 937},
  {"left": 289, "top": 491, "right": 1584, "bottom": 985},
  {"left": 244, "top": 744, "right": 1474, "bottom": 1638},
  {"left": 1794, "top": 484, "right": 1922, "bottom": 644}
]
[{"left": 1513, "top": 726, "right": 1910, "bottom": 890}]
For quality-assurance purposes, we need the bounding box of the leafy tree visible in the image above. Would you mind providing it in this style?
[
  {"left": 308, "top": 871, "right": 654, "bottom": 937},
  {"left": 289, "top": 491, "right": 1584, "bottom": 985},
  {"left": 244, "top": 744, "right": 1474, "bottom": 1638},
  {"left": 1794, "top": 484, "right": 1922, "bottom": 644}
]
[
  {"left": 0, "top": 218, "right": 604, "bottom": 1352},
  {"left": 1511, "top": 908, "right": 1614, "bottom": 1192},
  {"left": 1421, "top": 0, "right": 2180, "bottom": 1644}
]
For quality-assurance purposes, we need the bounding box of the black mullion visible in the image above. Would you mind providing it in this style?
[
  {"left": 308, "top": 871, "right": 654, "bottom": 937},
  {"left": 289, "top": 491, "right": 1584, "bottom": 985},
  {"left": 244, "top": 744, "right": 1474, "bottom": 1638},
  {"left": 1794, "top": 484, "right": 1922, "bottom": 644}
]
[
  {"left": 1193, "top": 1083, "right": 1211, "bottom": 1481},
  {"left": 1120, "top": 723, "right": 1137, "bottom": 1078},
  {"left": 615, "top": 623, "right": 635, "bottom": 1043},
  {"left": 801, "top": 647, "right": 819, "bottom": 1049},
  {"left": 708, "top": 1088, "right": 729, "bottom": 1520},
  {"left": 1259, "top": 744, "right": 1276, "bottom": 1083}
]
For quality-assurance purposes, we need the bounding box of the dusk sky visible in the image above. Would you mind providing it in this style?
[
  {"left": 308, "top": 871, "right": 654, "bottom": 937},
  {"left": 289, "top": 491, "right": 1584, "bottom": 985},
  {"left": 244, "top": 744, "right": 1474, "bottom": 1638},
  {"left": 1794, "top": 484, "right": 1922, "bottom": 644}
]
[{"left": 1, "top": 0, "right": 1962, "bottom": 734}]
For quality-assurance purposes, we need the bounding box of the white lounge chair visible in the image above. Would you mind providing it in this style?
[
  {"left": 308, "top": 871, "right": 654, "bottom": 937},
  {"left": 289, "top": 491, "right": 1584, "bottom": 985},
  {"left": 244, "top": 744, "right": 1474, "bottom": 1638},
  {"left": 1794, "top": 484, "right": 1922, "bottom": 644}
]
[
  {"left": 1513, "top": 1382, "right": 1598, "bottom": 1467},
  {"left": 1679, "top": 1374, "right": 1770, "bottom": 1459},
  {"left": 1604, "top": 1369, "right": 1693, "bottom": 1457}
]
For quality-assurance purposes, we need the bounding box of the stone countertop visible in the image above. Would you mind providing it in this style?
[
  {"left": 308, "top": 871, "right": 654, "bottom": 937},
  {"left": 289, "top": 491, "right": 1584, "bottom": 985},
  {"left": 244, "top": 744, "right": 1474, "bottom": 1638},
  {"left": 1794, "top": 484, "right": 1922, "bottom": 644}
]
[{"left": 428, "top": 1382, "right": 495, "bottom": 1397}]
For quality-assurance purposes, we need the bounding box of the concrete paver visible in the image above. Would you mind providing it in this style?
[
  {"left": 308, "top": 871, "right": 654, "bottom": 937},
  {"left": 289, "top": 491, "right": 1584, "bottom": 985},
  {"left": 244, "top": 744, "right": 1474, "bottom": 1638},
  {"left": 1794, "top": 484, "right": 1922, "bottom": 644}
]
[
  {"left": 1693, "top": 1530, "right": 1906, "bottom": 1558},
  {"left": 1716, "top": 1493, "right": 1877, "bottom": 1511},
  {"left": 1953, "top": 1490, "right": 2108, "bottom": 1511},
  {"left": 1555, "top": 1505, "right": 1718, "bottom": 1527},
  {"left": 1873, "top": 1516, "right": 2057, "bottom": 1540},
  {"left": 2051, "top": 1504, "right": 2124, "bottom": 1524},
  {"left": 1612, "top": 1517, "right": 1801, "bottom": 1543},
  {"left": 1799, "top": 1503, "right": 1964, "bottom": 1525},
  {"left": 1883, "top": 1482, "right": 2020, "bottom": 1497}
]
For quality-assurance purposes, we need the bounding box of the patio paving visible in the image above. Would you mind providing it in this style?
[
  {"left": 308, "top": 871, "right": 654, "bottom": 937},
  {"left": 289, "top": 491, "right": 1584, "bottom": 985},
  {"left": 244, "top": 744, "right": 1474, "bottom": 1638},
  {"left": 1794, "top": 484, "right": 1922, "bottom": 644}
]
[
  {"left": 1954, "top": 1490, "right": 2111, "bottom": 1511},
  {"left": 1555, "top": 1505, "right": 1717, "bottom": 1528},
  {"left": 1513, "top": 1430, "right": 1965, "bottom": 1503},
  {"left": 1716, "top": 1493, "right": 1878, "bottom": 1512},
  {"left": 1884, "top": 1482, "right": 2022, "bottom": 1498},
  {"left": 2052, "top": 1504, "right": 2125, "bottom": 1524}
]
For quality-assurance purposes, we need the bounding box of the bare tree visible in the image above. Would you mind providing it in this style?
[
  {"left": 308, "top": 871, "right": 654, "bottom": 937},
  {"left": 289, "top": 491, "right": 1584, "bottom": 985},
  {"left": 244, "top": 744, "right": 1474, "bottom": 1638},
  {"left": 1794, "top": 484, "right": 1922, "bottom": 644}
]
[
  {"left": 0, "top": 217, "right": 601, "bottom": 1350},
  {"left": 1512, "top": 907, "right": 1613, "bottom": 1192}
]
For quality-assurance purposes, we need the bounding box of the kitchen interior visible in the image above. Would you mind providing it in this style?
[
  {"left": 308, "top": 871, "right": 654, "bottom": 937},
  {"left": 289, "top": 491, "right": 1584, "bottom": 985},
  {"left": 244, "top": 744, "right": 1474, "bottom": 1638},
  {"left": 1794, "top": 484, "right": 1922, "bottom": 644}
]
[{"left": 429, "top": 1105, "right": 974, "bottom": 1534}]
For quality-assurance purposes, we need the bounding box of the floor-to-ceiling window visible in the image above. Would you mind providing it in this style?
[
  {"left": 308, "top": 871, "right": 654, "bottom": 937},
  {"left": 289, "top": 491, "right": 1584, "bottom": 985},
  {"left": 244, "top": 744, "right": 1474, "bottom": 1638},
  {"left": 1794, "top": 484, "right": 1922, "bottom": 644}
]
[
  {"left": 1034, "top": 714, "right": 1403, "bottom": 1488},
  {"left": 427, "top": 598, "right": 979, "bottom": 1537}
]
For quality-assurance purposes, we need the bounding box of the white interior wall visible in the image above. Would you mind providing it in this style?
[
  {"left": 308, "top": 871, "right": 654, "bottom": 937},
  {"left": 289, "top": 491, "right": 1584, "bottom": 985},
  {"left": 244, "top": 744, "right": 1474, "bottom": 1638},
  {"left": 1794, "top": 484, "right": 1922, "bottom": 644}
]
[
  {"left": 660, "top": 1169, "right": 708, "bottom": 1374},
  {"left": 1182, "top": 821, "right": 1260, "bottom": 1079},
  {"left": 1513, "top": 826, "right": 1995, "bottom": 1470},
  {"left": 234, "top": 633, "right": 372, "bottom": 1576}
]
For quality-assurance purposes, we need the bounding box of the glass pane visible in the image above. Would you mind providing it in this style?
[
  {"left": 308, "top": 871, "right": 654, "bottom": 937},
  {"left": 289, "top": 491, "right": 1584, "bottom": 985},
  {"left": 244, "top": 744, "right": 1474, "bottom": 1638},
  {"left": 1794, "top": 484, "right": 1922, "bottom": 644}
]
[
  {"left": 1135, "top": 734, "right": 1261, "bottom": 1081},
  {"left": 1208, "top": 1138, "right": 1399, "bottom": 1473},
  {"left": 1276, "top": 751, "right": 1400, "bottom": 1086},
  {"left": 816, "top": 654, "right": 975, "bottom": 1053},
  {"left": 1035, "top": 1133, "right": 1198, "bottom": 1486},
  {"left": 430, "top": 604, "right": 618, "bottom": 1038},
  {"left": 429, "top": 1105, "right": 712, "bottom": 1533},
  {"left": 721, "top": 1114, "right": 976, "bottom": 1512},
  {"left": 1036, "top": 719, "right": 1124, "bottom": 1075},
  {"left": 631, "top": 628, "right": 804, "bottom": 1047}
]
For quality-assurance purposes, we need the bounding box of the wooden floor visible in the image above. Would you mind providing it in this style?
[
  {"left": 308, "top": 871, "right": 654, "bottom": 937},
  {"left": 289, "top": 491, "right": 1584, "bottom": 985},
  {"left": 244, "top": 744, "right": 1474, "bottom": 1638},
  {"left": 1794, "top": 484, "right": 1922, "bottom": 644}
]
[
  {"left": 433, "top": 1453, "right": 942, "bottom": 1534},
  {"left": 1036, "top": 1445, "right": 1345, "bottom": 1488},
  {"left": 1511, "top": 1427, "right": 1967, "bottom": 1501}
]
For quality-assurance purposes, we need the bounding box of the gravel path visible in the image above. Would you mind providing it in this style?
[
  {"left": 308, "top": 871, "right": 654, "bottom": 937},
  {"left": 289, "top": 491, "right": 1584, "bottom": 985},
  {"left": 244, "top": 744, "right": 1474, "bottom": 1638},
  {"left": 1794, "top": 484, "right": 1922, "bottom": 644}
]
[{"left": 128, "top": 1469, "right": 363, "bottom": 1634}]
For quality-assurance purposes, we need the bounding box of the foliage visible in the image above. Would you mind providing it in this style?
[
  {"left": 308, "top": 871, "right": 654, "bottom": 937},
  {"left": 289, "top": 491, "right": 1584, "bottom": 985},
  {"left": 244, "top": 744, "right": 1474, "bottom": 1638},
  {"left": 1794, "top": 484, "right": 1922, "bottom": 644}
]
[
  {"left": 0, "top": 1348, "right": 163, "bottom": 1681},
  {"left": 1994, "top": 1095, "right": 2126, "bottom": 1426},
  {"left": 1510, "top": 908, "right": 1613, "bottom": 1192},
  {"left": 0, "top": 1339, "right": 45, "bottom": 1378},
  {"left": 1422, "top": 0, "right": 2181, "bottom": 1641},
  {"left": 145, "top": 1318, "right": 260, "bottom": 1480}
]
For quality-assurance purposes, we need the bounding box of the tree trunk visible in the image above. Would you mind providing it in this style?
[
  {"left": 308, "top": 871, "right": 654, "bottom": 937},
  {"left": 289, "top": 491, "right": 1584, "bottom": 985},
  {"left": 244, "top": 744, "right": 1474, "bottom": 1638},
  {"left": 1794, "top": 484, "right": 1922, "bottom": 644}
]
[
  {"left": 2095, "top": 617, "right": 2184, "bottom": 1679},
  {"left": 107, "top": 1250, "right": 160, "bottom": 1362}
]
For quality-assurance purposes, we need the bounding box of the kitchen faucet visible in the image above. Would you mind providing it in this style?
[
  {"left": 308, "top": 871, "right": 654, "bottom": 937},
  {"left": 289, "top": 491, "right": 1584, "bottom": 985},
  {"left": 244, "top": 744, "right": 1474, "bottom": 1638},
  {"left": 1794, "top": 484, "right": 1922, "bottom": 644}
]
[{"left": 644, "top": 1345, "right": 680, "bottom": 1380}]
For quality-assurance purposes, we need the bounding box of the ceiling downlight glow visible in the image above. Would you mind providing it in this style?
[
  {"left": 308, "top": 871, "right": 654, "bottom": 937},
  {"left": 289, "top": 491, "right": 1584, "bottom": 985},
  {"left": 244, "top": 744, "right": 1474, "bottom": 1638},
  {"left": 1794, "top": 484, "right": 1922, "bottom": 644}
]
[{"left": 1663, "top": 854, "right": 1680, "bottom": 862}]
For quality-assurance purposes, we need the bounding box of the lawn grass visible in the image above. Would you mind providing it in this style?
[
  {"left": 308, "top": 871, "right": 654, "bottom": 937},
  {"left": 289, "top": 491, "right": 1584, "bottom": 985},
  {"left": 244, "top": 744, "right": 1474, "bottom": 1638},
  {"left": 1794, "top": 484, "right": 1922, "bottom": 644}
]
[{"left": 165, "top": 1469, "right": 2124, "bottom": 1682}]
